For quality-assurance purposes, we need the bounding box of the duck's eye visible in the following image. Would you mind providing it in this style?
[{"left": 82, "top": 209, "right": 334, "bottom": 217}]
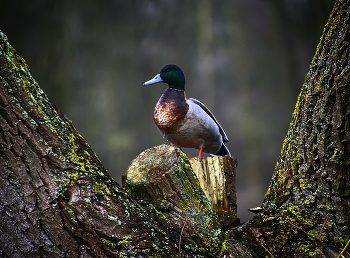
[{"left": 166, "top": 69, "right": 170, "bottom": 73}]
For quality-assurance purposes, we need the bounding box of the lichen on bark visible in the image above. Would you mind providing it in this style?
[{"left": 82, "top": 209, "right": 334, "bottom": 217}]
[{"left": 244, "top": 1, "right": 350, "bottom": 256}]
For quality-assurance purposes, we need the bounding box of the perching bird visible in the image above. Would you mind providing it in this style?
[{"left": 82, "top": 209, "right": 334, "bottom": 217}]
[{"left": 143, "top": 64, "right": 230, "bottom": 158}]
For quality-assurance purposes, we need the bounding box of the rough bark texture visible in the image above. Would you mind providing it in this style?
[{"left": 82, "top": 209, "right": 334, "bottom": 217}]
[{"left": 228, "top": 1, "right": 350, "bottom": 257}]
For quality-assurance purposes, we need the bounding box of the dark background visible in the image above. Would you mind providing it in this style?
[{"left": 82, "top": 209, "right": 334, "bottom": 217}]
[{"left": 0, "top": 0, "right": 334, "bottom": 221}]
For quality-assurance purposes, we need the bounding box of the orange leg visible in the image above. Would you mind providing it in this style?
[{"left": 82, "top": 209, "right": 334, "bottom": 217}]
[{"left": 198, "top": 146, "right": 203, "bottom": 158}]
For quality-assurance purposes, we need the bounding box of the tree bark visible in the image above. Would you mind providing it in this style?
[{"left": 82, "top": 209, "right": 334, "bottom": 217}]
[
  {"left": 227, "top": 1, "right": 350, "bottom": 257},
  {"left": 1, "top": 0, "right": 350, "bottom": 257}
]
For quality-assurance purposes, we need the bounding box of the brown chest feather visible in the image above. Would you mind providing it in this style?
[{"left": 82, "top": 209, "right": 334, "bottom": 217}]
[{"left": 153, "top": 89, "right": 188, "bottom": 134}]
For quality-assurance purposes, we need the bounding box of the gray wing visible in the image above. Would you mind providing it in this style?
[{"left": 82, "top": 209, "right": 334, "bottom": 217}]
[{"left": 187, "top": 98, "right": 229, "bottom": 143}]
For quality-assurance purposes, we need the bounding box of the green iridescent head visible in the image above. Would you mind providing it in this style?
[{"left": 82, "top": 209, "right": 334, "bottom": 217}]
[{"left": 143, "top": 64, "right": 186, "bottom": 91}]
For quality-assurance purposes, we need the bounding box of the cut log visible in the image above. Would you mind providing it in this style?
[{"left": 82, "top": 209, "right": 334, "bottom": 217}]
[
  {"left": 189, "top": 156, "right": 238, "bottom": 227},
  {"left": 126, "top": 143, "right": 227, "bottom": 257}
]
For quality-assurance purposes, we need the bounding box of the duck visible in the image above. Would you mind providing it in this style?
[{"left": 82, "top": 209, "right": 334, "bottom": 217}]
[{"left": 143, "top": 64, "right": 230, "bottom": 158}]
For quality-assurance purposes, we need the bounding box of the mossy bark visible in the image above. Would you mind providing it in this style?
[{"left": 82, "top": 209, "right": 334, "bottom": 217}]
[{"left": 227, "top": 1, "right": 350, "bottom": 257}]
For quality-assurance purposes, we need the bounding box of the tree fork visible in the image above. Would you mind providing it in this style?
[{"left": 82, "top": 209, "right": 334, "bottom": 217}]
[{"left": 1, "top": 0, "right": 350, "bottom": 256}]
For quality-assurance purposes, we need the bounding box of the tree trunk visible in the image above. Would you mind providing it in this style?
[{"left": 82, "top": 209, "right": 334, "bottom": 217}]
[
  {"left": 228, "top": 1, "right": 350, "bottom": 257},
  {"left": 1, "top": 0, "right": 349, "bottom": 257}
]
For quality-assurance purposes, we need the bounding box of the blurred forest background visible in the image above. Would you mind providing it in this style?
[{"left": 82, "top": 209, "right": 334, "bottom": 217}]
[{"left": 0, "top": 0, "right": 334, "bottom": 221}]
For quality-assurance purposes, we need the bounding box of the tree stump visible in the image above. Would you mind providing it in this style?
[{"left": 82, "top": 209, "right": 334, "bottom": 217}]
[
  {"left": 126, "top": 143, "right": 226, "bottom": 257},
  {"left": 189, "top": 156, "right": 238, "bottom": 227},
  {"left": 126, "top": 144, "right": 251, "bottom": 257}
]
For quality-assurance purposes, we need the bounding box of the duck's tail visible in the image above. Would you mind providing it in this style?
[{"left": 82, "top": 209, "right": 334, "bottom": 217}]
[{"left": 213, "top": 144, "right": 231, "bottom": 157}]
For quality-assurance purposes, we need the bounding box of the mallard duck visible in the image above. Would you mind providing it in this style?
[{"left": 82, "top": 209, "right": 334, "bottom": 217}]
[{"left": 143, "top": 64, "right": 230, "bottom": 158}]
